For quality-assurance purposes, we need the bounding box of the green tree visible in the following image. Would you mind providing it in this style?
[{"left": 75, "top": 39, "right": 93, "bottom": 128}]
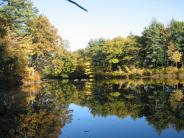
[
  {"left": 0, "top": 0, "right": 37, "bottom": 36},
  {"left": 139, "top": 20, "right": 166, "bottom": 68},
  {"left": 167, "top": 20, "right": 184, "bottom": 65},
  {"left": 88, "top": 39, "right": 108, "bottom": 72}
]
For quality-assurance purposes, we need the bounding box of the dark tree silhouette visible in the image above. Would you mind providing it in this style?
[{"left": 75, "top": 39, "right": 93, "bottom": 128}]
[{"left": 66, "top": 0, "right": 88, "bottom": 12}]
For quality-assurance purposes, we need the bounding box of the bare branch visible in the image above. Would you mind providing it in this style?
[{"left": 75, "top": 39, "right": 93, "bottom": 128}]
[{"left": 66, "top": 0, "right": 88, "bottom": 12}]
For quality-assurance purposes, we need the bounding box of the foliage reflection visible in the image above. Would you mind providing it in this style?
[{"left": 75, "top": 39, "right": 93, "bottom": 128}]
[{"left": 1, "top": 79, "right": 184, "bottom": 137}]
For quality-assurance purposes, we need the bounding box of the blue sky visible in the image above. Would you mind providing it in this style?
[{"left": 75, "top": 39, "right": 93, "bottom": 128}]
[{"left": 32, "top": 0, "right": 184, "bottom": 51}]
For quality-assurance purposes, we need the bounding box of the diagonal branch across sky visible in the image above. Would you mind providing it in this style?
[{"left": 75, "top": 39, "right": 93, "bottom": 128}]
[{"left": 66, "top": 0, "right": 88, "bottom": 12}]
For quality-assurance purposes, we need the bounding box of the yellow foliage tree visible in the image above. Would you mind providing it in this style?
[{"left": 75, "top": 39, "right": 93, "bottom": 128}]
[
  {"left": 169, "top": 90, "right": 184, "bottom": 111},
  {"left": 167, "top": 43, "right": 182, "bottom": 67}
]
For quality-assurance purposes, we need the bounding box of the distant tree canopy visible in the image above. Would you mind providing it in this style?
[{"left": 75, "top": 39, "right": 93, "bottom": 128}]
[{"left": 73, "top": 19, "right": 184, "bottom": 79}]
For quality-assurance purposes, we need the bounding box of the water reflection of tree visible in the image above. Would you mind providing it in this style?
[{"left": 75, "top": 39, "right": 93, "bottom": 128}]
[
  {"left": 68, "top": 79, "right": 184, "bottom": 134},
  {"left": 1, "top": 79, "right": 184, "bottom": 137},
  {"left": 0, "top": 83, "right": 72, "bottom": 138}
]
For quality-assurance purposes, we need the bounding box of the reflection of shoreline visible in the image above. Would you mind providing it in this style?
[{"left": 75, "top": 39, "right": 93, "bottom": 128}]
[
  {"left": 1, "top": 80, "right": 184, "bottom": 137},
  {"left": 68, "top": 80, "right": 184, "bottom": 133},
  {"left": 0, "top": 82, "right": 72, "bottom": 138},
  {"left": 96, "top": 78, "right": 184, "bottom": 88}
]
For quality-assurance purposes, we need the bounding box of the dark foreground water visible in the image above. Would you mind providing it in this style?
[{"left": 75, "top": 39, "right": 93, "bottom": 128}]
[{"left": 1, "top": 79, "right": 184, "bottom": 138}]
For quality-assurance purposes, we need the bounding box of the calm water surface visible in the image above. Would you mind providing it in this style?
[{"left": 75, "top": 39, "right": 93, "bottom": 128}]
[
  {"left": 61, "top": 104, "right": 184, "bottom": 138},
  {"left": 1, "top": 79, "right": 184, "bottom": 138}
]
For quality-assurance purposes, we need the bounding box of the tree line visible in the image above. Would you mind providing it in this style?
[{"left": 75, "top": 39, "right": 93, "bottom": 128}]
[
  {"left": 73, "top": 19, "right": 184, "bottom": 79},
  {"left": 1, "top": 0, "right": 184, "bottom": 84}
]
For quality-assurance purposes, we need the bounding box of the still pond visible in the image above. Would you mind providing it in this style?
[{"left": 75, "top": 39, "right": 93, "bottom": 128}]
[{"left": 1, "top": 79, "right": 184, "bottom": 138}]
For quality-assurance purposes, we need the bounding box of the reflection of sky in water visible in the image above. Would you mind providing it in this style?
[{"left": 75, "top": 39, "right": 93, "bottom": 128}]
[
  {"left": 1, "top": 80, "right": 184, "bottom": 138},
  {"left": 61, "top": 104, "right": 184, "bottom": 138}
]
